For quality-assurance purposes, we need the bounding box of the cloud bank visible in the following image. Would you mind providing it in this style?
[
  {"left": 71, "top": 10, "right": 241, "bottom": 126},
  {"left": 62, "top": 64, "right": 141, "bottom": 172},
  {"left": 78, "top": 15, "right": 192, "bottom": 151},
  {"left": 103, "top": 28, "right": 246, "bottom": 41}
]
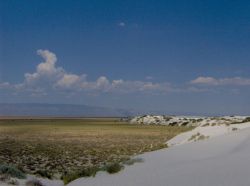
[
  {"left": 1, "top": 49, "right": 172, "bottom": 96},
  {"left": 1, "top": 49, "right": 250, "bottom": 98},
  {"left": 191, "top": 76, "right": 250, "bottom": 86}
]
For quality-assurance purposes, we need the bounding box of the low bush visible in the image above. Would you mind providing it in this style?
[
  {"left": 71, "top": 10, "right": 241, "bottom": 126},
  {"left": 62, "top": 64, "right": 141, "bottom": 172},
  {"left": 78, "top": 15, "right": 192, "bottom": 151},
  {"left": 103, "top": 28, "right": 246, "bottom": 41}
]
[
  {"left": 0, "top": 164, "right": 26, "bottom": 179},
  {"left": 197, "top": 134, "right": 207, "bottom": 141},
  {"left": 243, "top": 117, "right": 250, "bottom": 123},
  {"left": 35, "top": 170, "right": 52, "bottom": 179},
  {"left": 62, "top": 163, "right": 124, "bottom": 184},
  {"left": 62, "top": 166, "right": 99, "bottom": 184},
  {"left": 104, "top": 163, "right": 124, "bottom": 174}
]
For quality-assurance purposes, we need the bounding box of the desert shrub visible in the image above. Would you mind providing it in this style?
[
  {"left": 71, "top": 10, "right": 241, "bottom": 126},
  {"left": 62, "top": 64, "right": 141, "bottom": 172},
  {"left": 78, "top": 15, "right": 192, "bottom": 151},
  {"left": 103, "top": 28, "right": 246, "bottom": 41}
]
[
  {"left": 62, "top": 173, "right": 79, "bottom": 185},
  {"left": 0, "top": 164, "right": 26, "bottom": 179},
  {"left": 169, "top": 122, "right": 178, "bottom": 126},
  {"left": 188, "top": 133, "right": 198, "bottom": 141},
  {"left": 77, "top": 166, "right": 99, "bottom": 177},
  {"left": 104, "top": 163, "right": 124, "bottom": 174},
  {"left": 123, "top": 158, "right": 144, "bottom": 166},
  {"left": 181, "top": 122, "right": 189, "bottom": 126},
  {"left": 197, "top": 134, "right": 207, "bottom": 141},
  {"left": 243, "top": 117, "right": 250, "bottom": 123},
  {"left": 26, "top": 179, "right": 44, "bottom": 186},
  {"left": 35, "top": 170, "right": 52, "bottom": 179},
  {"left": 196, "top": 119, "right": 203, "bottom": 122},
  {"left": 188, "top": 133, "right": 208, "bottom": 141},
  {"left": 62, "top": 166, "right": 99, "bottom": 184}
]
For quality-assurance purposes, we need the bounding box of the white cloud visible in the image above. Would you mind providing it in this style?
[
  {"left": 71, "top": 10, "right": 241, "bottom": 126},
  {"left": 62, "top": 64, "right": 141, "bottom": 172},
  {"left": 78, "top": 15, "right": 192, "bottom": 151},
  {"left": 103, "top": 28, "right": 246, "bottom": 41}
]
[
  {"left": 118, "top": 22, "right": 126, "bottom": 27},
  {"left": 0, "top": 49, "right": 172, "bottom": 96},
  {"left": 24, "top": 49, "right": 64, "bottom": 88},
  {"left": 56, "top": 74, "right": 82, "bottom": 88},
  {"left": 2, "top": 51, "right": 249, "bottom": 98},
  {"left": 191, "top": 76, "right": 250, "bottom": 86},
  {"left": 190, "top": 77, "right": 218, "bottom": 85},
  {"left": 36, "top": 49, "right": 58, "bottom": 74}
]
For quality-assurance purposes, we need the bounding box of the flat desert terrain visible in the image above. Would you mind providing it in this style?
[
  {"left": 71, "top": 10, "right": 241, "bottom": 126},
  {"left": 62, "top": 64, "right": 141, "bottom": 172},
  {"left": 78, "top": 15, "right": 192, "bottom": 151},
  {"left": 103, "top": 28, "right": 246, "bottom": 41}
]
[{"left": 0, "top": 118, "right": 191, "bottom": 184}]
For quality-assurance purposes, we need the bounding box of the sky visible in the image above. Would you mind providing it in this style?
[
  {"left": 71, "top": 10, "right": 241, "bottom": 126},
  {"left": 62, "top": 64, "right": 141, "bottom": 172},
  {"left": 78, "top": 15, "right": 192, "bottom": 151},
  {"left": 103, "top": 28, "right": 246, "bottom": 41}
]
[{"left": 0, "top": 0, "right": 250, "bottom": 115}]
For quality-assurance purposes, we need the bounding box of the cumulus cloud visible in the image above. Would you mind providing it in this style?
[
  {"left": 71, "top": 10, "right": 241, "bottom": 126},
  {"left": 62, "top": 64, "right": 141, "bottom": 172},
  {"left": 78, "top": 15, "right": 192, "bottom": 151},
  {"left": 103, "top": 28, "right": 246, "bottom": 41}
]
[
  {"left": 0, "top": 49, "right": 172, "bottom": 96},
  {"left": 23, "top": 50, "right": 65, "bottom": 88},
  {"left": 56, "top": 74, "right": 82, "bottom": 88},
  {"left": 190, "top": 76, "right": 250, "bottom": 86}
]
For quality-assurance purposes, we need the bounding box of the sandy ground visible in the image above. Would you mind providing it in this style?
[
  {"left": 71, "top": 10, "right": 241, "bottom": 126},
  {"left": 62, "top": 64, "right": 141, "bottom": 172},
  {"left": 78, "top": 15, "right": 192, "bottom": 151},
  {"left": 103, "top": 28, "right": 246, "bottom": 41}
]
[
  {"left": 68, "top": 122, "right": 250, "bottom": 186},
  {"left": 2, "top": 121, "right": 250, "bottom": 186}
]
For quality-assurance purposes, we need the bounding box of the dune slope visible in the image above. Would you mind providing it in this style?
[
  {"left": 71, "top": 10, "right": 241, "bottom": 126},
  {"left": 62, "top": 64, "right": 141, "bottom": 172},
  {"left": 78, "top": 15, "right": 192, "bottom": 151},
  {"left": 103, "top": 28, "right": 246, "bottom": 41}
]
[{"left": 69, "top": 124, "right": 250, "bottom": 186}]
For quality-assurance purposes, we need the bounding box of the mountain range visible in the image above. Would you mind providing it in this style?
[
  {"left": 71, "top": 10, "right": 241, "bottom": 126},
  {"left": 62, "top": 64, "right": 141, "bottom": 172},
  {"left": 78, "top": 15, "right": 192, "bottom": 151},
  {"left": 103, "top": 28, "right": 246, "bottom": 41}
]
[{"left": 0, "top": 103, "right": 134, "bottom": 117}]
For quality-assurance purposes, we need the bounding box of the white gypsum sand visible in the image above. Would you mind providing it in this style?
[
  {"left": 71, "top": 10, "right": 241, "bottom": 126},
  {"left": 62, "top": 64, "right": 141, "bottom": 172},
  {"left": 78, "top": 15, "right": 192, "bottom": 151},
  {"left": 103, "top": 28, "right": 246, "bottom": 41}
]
[
  {"left": 167, "top": 122, "right": 250, "bottom": 146},
  {"left": 68, "top": 122, "right": 250, "bottom": 186}
]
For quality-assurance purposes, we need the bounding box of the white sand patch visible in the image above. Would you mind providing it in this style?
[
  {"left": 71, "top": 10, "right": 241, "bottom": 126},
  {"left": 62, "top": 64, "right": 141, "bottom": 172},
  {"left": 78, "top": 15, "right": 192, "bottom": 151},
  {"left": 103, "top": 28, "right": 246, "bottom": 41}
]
[
  {"left": 167, "top": 122, "right": 250, "bottom": 146},
  {"left": 129, "top": 115, "right": 248, "bottom": 126}
]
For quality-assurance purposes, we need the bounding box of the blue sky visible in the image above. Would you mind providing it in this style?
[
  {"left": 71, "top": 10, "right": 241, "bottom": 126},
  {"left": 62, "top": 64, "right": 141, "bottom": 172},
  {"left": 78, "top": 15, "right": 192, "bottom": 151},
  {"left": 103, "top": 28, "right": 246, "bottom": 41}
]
[{"left": 1, "top": 0, "right": 250, "bottom": 115}]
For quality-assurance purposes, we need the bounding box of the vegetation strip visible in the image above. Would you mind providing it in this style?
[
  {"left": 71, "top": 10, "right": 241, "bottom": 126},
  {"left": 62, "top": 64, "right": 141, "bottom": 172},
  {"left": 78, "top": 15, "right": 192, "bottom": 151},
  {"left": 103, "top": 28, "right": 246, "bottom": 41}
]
[{"left": 0, "top": 118, "right": 192, "bottom": 183}]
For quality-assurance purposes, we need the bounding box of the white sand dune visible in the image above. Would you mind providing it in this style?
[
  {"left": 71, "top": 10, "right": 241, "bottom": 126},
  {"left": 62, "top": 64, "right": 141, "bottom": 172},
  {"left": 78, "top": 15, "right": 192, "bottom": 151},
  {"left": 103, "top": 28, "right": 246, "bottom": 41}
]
[
  {"left": 68, "top": 122, "right": 250, "bottom": 186},
  {"left": 167, "top": 122, "right": 250, "bottom": 146}
]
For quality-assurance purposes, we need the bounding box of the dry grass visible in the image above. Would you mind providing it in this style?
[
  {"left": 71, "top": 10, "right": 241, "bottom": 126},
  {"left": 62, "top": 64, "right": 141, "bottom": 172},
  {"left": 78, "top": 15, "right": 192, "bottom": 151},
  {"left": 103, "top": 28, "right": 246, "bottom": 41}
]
[{"left": 0, "top": 118, "right": 192, "bottom": 180}]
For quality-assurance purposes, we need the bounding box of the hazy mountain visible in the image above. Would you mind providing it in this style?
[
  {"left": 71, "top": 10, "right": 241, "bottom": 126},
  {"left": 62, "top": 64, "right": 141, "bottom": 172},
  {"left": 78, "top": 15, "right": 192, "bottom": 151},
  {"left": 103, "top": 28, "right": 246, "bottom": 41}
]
[{"left": 0, "top": 103, "right": 135, "bottom": 117}]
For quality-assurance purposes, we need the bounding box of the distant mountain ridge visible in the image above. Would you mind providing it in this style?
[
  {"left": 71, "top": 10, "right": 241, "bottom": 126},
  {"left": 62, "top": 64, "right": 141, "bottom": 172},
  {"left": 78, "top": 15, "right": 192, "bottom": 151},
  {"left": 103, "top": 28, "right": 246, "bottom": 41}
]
[
  {"left": 0, "top": 103, "right": 134, "bottom": 117},
  {"left": 0, "top": 103, "right": 241, "bottom": 118}
]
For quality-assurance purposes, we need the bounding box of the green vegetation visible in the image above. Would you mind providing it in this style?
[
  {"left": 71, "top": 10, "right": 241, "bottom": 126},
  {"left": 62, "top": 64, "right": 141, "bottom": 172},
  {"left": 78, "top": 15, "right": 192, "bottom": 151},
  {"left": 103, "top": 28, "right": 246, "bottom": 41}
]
[
  {"left": 243, "top": 117, "right": 250, "bottom": 123},
  {"left": 0, "top": 118, "right": 192, "bottom": 182},
  {"left": 62, "top": 166, "right": 99, "bottom": 184},
  {"left": 188, "top": 133, "right": 200, "bottom": 141},
  {"left": 188, "top": 132, "right": 209, "bottom": 141},
  {"left": 0, "top": 164, "right": 26, "bottom": 179},
  {"left": 62, "top": 162, "right": 124, "bottom": 184},
  {"left": 104, "top": 162, "right": 124, "bottom": 174}
]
